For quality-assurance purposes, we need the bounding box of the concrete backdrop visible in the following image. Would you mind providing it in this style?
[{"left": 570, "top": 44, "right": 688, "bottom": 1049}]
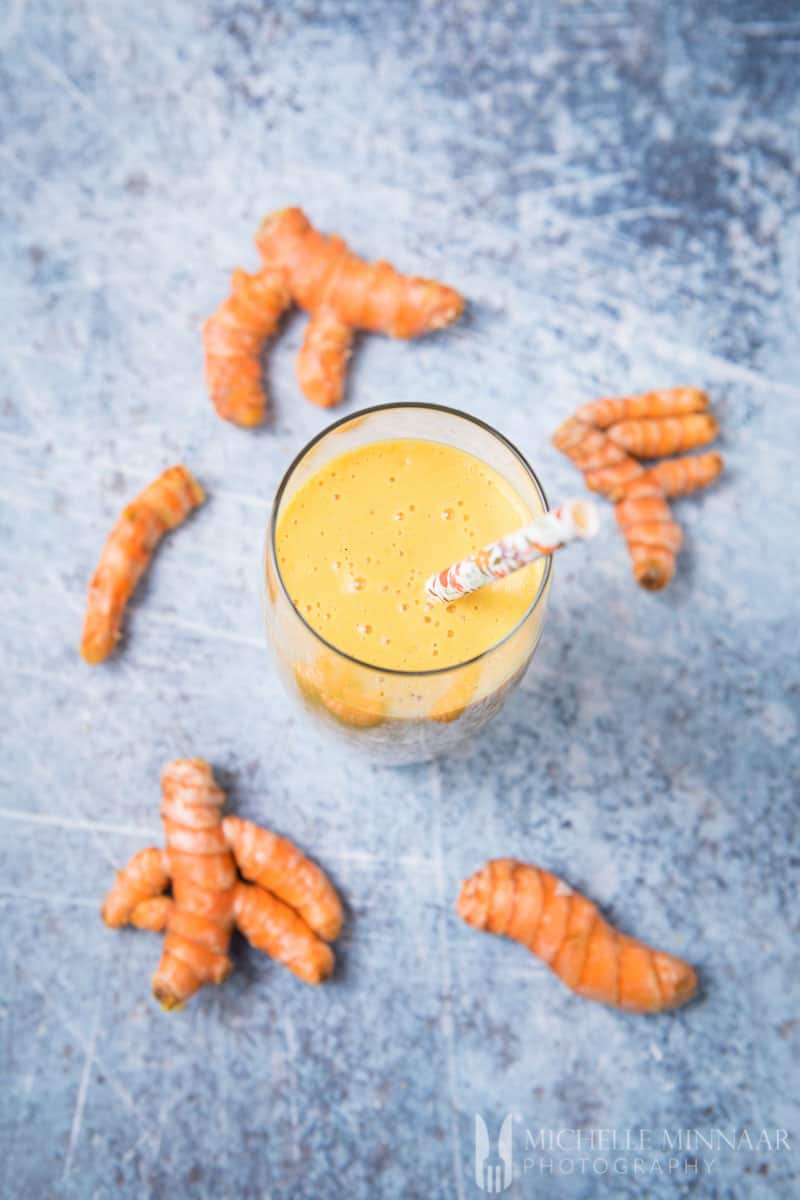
[{"left": 1, "top": 2, "right": 798, "bottom": 1197}]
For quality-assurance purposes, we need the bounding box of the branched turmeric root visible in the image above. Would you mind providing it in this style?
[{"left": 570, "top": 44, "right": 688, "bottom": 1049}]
[
  {"left": 458, "top": 859, "right": 697, "bottom": 1012},
  {"left": 204, "top": 207, "right": 464, "bottom": 423},
  {"left": 256, "top": 208, "right": 464, "bottom": 338},
  {"left": 552, "top": 390, "right": 723, "bottom": 590},
  {"left": 80, "top": 466, "right": 205, "bottom": 663},
  {"left": 101, "top": 759, "right": 341, "bottom": 1009}
]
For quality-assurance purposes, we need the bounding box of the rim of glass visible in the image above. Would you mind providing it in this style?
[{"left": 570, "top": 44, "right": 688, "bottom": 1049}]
[{"left": 266, "top": 402, "right": 552, "bottom": 677}]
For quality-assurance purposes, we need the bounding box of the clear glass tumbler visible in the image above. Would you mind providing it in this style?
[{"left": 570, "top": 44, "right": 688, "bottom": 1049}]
[{"left": 265, "top": 403, "right": 552, "bottom": 764}]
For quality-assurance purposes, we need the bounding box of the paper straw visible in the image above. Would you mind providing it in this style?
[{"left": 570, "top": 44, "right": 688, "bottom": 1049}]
[{"left": 425, "top": 498, "right": 600, "bottom": 604}]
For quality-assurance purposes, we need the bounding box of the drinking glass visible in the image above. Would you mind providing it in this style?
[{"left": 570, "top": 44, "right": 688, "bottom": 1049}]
[{"left": 265, "top": 403, "right": 552, "bottom": 765}]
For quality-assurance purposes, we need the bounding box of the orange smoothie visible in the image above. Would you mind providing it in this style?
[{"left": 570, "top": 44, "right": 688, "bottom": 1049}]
[{"left": 275, "top": 438, "right": 544, "bottom": 672}]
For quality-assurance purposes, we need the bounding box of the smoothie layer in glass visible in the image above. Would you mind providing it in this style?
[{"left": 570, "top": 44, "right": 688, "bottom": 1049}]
[{"left": 275, "top": 438, "right": 543, "bottom": 671}]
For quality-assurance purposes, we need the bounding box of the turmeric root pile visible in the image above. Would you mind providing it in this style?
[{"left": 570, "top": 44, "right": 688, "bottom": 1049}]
[
  {"left": 102, "top": 759, "right": 342, "bottom": 1009},
  {"left": 204, "top": 206, "right": 464, "bottom": 425},
  {"left": 458, "top": 859, "right": 697, "bottom": 1012},
  {"left": 80, "top": 465, "right": 205, "bottom": 664},
  {"left": 552, "top": 387, "right": 723, "bottom": 590}
]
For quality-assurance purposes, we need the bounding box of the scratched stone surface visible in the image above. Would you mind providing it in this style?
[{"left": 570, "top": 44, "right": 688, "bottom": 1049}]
[{"left": 1, "top": 1, "right": 799, "bottom": 1197}]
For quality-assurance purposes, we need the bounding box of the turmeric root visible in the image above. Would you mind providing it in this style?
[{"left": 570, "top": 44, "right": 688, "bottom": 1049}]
[
  {"left": 223, "top": 816, "right": 343, "bottom": 941},
  {"left": 613, "top": 453, "right": 722, "bottom": 589},
  {"left": 152, "top": 759, "right": 236, "bottom": 1009},
  {"left": 551, "top": 416, "right": 644, "bottom": 501},
  {"left": 575, "top": 387, "right": 708, "bottom": 429},
  {"left": 203, "top": 267, "right": 290, "bottom": 426},
  {"left": 234, "top": 882, "right": 333, "bottom": 984},
  {"left": 607, "top": 413, "right": 718, "bottom": 458},
  {"left": 646, "top": 452, "right": 723, "bottom": 497},
  {"left": 615, "top": 477, "right": 683, "bottom": 591},
  {"left": 296, "top": 307, "right": 355, "bottom": 408},
  {"left": 458, "top": 859, "right": 697, "bottom": 1012},
  {"left": 80, "top": 466, "right": 205, "bottom": 664},
  {"left": 204, "top": 208, "right": 464, "bottom": 423},
  {"left": 101, "top": 759, "right": 342, "bottom": 1008},
  {"left": 101, "top": 848, "right": 169, "bottom": 927},
  {"left": 552, "top": 392, "right": 723, "bottom": 590},
  {"left": 130, "top": 895, "right": 173, "bottom": 931},
  {"left": 257, "top": 208, "right": 464, "bottom": 337}
]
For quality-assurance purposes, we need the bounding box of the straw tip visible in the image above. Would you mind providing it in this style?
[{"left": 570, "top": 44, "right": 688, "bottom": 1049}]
[{"left": 568, "top": 498, "right": 601, "bottom": 539}]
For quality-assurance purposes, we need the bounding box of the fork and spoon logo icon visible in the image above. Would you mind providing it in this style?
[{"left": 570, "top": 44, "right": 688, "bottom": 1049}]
[{"left": 474, "top": 1113, "right": 514, "bottom": 1192}]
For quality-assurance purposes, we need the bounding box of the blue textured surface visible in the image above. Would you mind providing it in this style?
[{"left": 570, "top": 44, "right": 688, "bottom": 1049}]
[{"left": 1, "top": 2, "right": 799, "bottom": 1197}]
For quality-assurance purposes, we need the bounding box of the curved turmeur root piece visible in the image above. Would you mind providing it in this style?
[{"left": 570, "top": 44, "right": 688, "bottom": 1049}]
[
  {"left": 81, "top": 466, "right": 205, "bottom": 664},
  {"left": 203, "top": 267, "right": 291, "bottom": 426},
  {"left": 615, "top": 476, "right": 683, "bottom": 591},
  {"left": 101, "top": 848, "right": 169, "bottom": 927},
  {"left": 234, "top": 882, "right": 334, "bottom": 984},
  {"left": 296, "top": 306, "right": 355, "bottom": 408},
  {"left": 458, "top": 859, "right": 697, "bottom": 1012},
  {"left": 223, "top": 815, "right": 343, "bottom": 941}
]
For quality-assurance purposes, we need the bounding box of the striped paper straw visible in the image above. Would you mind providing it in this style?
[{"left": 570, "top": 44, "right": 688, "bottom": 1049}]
[{"left": 425, "top": 499, "right": 599, "bottom": 604}]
